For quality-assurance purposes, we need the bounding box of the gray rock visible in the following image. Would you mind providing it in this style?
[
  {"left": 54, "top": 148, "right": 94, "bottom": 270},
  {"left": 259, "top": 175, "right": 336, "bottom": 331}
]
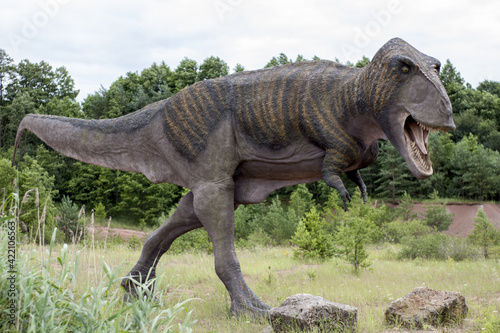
[
  {"left": 385, "top": 287, "right": 468, "bottom": 329},
  {"left": 261, "top": 325, "right": 274, "bottom": 333},
  {"left": 268, "top": 294, "right": 357, "bottom": 332}
]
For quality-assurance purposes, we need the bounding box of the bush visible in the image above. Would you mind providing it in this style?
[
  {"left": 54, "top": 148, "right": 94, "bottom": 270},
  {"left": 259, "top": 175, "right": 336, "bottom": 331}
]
[
  {"left": 394, "top": 192, "right": 417, "bottom": 221},
  {"left": 469, "top": 208, "right": 498, "bottom": 258},
  {"left": 94, "top": 202, "right": 107, "bottom": 221},
  {"left": 58, "top": 195, "right": 84, "bottom": 243},
  {"left": 288, "top": 184, "right": 314, "bottom": 218},
  {"left": 259, "top": 197, "right": 299, "bottom": 245},
  {"left": 241, "top": 228, "right": 273, "bottom": 248},
  {"left": 170, "top": 228, "right": 213, "bottom": 254},
  {"left": 398, "top": 233, "right": 449, "bottom": 260},
  {"left": 128, "top": 234, "right": 143, "bottom": 250},
  {"left": 399, "top": 233, "right": 481, "bottom": 261},
  {"left": 333, "top": 192, "right": 377, "bottom": 272},
  {"left": 292, "top": 206, "right": 334, "bottom": 261},
  {"left": 424, "top": 204, "right": 454, "bottom": 231},
  {"left": 234, "top": 203, "right": 266, "bottom": 241},
  {"left": 384, "top": 219, "right": 433, "bottom": 243}
]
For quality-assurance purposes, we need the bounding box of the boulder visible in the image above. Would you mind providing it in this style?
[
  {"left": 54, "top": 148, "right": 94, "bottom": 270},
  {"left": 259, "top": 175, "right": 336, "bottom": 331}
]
[
  {"left": 385, "top": 287, "right": 468, "bottom": 329},
  {"left": 268, "top": 294, "right": 357, "bottom": 332}
]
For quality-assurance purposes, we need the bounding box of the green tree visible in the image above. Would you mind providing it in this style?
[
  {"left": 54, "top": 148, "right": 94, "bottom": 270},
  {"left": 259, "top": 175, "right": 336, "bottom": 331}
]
[
  {"left": 469, "top": 208, "right": 497, "bottom": 258},
  {"left": 171, "top": 58, "right": 198, "bottom": 93},
  {"left": 58, "top": 195, "right": 81, "bottom": 243},
  {"left": 18, "top": 155, "right": 58, "bottom": 243},
  {"left": 375, "top": 142, "right": 412, "bottom": 199},
  {"left": 2, "top": 92, "right": 36, "bottom": 150},
  {"left": 423, "top": 204, "right": 454, "bottom": 232},
  {"left": 259, "top": 197, "right": 298, "bottom": 245},
  {"left": 288, "top": 184, "right": 314, "bottom": 218},
  {"left": 394, "top": 192, "right": 417, "bottom": 221},
  {"left": 6, "top": 60, "right": 78, "bottom": 107},
  {"left": 264, "top": 53, "right": 305, "bottom": 68},
  {"left": 0, "top": 157, "right": 16, "bottom": 197},
  {"left": 477, "top": 80, "right": 500, "bottom": 98},
  {"left": 138, "top": 61, "right": 173, "bottom": 101},
  {"left": 94, "top": 202, "right": 106, "bottom": 221},
  {"left": 114, "top": 172, "right": 180, "bottom": 227},
  {"left": 333, "top": 191, "right": 377, "bottom": 272},
  {"left": 451, "top": 134, "right": 500, "bottom": 200},
  {"left": 198, "top": 56, "right": 229, "bottom": 81},
  {"left": 355, "top": 56, "right": 370, "bottom": 68},
  {"left": 440, "top": 59, "right": 465, "bottom": 90},
  {"left": 233, "top": 63, "right": 245, "bottom": 72},
  {"left": 292, "top": 206, "right": 333, "bottom": 261},
  {"left": 0, "top": 49, "right": 14, "bottom": 107}
]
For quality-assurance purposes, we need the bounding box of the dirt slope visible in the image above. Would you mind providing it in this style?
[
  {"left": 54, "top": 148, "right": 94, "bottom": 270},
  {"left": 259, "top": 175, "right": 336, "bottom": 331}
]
[
  {"left": 88, "top": 226, "right": 148, "bottom": 241},
  {"left": 409, "top": 203, "right": 500, "bottom": 237}
]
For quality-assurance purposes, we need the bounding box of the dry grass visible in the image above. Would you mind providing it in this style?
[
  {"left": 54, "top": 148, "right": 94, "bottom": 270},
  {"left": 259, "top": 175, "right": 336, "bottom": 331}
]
[{"left": 29, "top": 242, "right": 497, "bottom": 332}]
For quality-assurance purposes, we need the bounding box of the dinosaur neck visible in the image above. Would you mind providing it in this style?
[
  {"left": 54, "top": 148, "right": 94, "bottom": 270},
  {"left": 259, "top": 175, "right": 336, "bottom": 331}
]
[{"left": 303, "top": 65, "right": 387, "bottom": 151}]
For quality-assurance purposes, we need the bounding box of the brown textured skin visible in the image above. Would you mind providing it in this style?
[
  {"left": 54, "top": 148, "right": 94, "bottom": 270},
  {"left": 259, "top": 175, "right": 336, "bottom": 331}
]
[{"left": 12, "top": 38, "right": 455, "bottom": 317}]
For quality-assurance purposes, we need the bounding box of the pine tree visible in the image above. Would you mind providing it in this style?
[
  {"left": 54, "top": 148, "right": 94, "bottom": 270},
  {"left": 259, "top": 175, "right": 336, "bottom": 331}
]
[
  {"left": 292, "top": 206, "right": 333, "bottom": 261},
  {"left": 469, "top": 208, "right": 497, "bottom": 259}
]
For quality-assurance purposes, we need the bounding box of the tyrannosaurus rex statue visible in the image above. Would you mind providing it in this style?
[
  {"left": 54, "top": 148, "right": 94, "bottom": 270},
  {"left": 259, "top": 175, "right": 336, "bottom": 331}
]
[{"left": 13, "top": 38, "right": 455, "bottom": 316}]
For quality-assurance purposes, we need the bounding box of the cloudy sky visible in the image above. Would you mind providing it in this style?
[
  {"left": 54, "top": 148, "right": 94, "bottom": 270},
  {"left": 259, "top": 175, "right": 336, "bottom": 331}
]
[{"left": 2, "top": 0, "right": 500, "bottom": 101}]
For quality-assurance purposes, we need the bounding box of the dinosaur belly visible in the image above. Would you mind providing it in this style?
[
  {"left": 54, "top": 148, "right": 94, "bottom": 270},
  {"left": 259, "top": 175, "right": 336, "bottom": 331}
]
[{"left": 233, "top": 142, "right": 325, "bottom": 204}]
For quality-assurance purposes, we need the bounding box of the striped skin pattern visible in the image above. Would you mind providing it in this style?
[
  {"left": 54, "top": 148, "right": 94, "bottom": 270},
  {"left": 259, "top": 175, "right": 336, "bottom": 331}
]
[
  {"left": 159, "top": 40, "right": 415, "bottom": 164},
  {"left": 157, "top": 39, "right": 419, "bottom": 198}
]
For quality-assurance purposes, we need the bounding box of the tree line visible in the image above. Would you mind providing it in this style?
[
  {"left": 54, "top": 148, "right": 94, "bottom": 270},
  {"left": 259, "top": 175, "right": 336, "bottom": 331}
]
[{"left": 0, "top": 49, "right": 499, "bottom": 238}]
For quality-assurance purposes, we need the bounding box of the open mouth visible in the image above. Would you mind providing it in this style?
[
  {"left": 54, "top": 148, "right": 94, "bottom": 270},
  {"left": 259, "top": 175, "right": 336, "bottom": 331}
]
[{"left": 403, "top": 116, "right": 434, "bottom": 174}]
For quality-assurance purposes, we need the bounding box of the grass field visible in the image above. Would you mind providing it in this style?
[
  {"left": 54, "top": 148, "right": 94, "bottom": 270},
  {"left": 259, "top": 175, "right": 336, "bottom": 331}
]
[{"left": 12, "top": 240, "right": 500, "bottom": 332}]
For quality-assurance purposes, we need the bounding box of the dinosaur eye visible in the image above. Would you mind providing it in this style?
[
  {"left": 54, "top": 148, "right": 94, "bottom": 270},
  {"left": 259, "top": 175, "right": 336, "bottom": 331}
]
[{"left": 402, "top": 66, "right": 410, "bottom": 74}]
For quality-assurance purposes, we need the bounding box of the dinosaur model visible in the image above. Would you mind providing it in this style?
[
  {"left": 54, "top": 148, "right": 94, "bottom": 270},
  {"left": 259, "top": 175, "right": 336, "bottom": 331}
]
[{"left": 13, "top": 38, "right": 455, "bottom": 316}]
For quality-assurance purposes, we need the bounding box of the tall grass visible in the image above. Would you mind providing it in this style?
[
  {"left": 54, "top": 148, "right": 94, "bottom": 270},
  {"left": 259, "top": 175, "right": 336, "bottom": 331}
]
[{"left": 0, "top": 189, "right": 196, "bottom": 333}]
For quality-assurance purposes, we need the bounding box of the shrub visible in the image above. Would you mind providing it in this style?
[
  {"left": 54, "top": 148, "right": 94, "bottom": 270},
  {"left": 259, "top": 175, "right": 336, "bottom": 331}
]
[
  {"left": 259, "top": 197, "right": 299, "bottom": 245},
  {"left": 58, "top": 195, "right": 83, "bottom": 243},
  {"left": 398, "top": 233, "right": 449, "bottom": 260},
  {"left": 384, "top": 219, "right": 433, "bottom": 243},
  {"left": 288, "top": 184, "right": 314, "bottom": 218},
  {"left": 234, "top": 203, "right": 266, "bottom": 241},
  {"left": 424, "top": 204, "right": 454, "bottom": 231},
  {"left": 94, "top": 202, "right": 107, "bottom": 221},
  {"left": 292, "top": 206, "right": 334, "bottom": 261},
  {"left": 394, "top": 192, "right": 417, "bottom": 221},
  {"left": 170, "top": 228, "right": 213, "bottom": 254},
  {"left": 242, "top": 228, "right": 273, "bottom": 248},
  {"left": 333, "top": 192, "right": 377, "bottom": 272},
  {"left": 469, "top": 208, "right": 498, "bottom": 258},
  {"left": 399, "top": 233, "right": 481, "bottom": 261},
  {"left": 128, "top": 234, "right": 143, "bottom": 250}
]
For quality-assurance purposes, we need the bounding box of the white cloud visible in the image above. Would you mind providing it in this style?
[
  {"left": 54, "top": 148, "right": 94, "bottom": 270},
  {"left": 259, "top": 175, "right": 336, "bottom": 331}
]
[{"left": 1, "top": 0, "right": 500, "bottom": 100}]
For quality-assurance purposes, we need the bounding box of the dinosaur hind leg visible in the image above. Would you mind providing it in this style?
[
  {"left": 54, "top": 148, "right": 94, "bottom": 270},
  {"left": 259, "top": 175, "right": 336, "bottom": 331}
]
[
  {"left": 346, "top": 169, "right": 368, "bottom": 203},
  {"left": 121, "top": 191, "right": 202, "bottom": 295},
  {"left": 192, "top": 180, "right": 271, "bottom": 317}
]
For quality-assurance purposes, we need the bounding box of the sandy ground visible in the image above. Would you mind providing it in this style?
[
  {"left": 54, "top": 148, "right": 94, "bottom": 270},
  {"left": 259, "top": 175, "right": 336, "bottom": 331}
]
[
  {"left": 396, "top": 202, "right": 500, "bottom": 237},
  {"left": 88, "top": 225, "right": 148, "bottom": 241}
]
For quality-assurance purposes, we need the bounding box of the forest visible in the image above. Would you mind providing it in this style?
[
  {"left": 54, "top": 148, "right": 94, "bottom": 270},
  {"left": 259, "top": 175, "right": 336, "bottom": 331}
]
[{"left": 0, "top": 48, "right": 499, "bottom": 241}]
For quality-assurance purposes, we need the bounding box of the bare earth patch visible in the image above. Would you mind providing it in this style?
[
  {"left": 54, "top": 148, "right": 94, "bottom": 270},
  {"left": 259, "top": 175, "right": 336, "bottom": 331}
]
[
  {"left": 391, "top": 202, "right": 500, "bottom": 237},
  {"left": 88, "top": 226, "right": 148, "bottom": 241}
]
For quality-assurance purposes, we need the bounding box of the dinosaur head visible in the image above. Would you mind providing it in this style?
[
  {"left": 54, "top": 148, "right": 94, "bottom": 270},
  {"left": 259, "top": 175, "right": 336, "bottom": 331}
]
[{"left": 368, "top": 38, "right": 455, "bottom": 179}]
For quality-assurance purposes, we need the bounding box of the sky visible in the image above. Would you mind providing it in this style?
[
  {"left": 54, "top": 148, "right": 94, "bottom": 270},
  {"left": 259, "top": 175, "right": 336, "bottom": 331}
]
[{"left": 2, "top": 0, "right": 500, "bottom": 102}]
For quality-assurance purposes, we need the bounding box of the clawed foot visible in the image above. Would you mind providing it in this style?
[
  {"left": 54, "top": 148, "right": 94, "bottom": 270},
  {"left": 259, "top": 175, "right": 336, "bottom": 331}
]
[
  {"left": 230, "top": 300, "right": 271, "bottom": 320},
  {"left": 121, "top": 267, "right": 158, "bottom": 302}
]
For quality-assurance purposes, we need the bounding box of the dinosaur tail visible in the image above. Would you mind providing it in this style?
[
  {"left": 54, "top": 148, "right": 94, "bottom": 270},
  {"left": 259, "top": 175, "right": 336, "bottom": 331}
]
[{"left": 12, "top": 106, "right": 161, "bottom": 171}]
